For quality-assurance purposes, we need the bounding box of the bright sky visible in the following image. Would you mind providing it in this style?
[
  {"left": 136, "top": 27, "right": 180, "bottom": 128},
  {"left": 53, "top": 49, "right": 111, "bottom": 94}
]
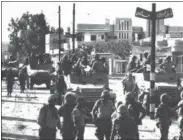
[{"left": 2, "top": 1, "right": 183, "bottom": 42}]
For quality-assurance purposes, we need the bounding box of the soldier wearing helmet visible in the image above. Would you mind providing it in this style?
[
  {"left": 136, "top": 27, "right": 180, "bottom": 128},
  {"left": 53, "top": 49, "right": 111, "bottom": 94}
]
[
  {"left": 92, "top": 90, "right": 115, "bottom": 140},
  {"left": 173, "top": 91, "right": 183, "bottom": 140},
  {"left": 155, "top": 93, "right": 177, "bottom": 140},
  {"left": 110, "top": 105, "right": 138, "bottom": 140},
  {"left": 159, "top": 55, "right": 175, "bottom": 73},
  {"left": 125, "top": 92, "right": 146, "bottom": 140},
  {"left": 58, "top": 92, "right": 76, "bottom": 140},
  {"left": 37, "top": 94, "right": 61, "bottom": 140},
  {"left": 91, "top": 54, "right": 105, "bottom": 74}
]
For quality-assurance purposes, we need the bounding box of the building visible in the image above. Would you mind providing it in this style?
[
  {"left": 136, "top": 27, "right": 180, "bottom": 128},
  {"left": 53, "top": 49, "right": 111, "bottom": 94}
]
[
  {"left": 76, "top": 18, "right": 133, "bottom": 43},
  {"left": 76, "top": 24, "right": 110, "bottom": 44},
  {"left": 166, "top": 26, "right": 183, "bottom": 38},
  {"left": 132, "top": 26, "right": 144, "bottom": 41},
  {"left": 115, "top": 18, "right": 133, "bottom": 42},
  {"left": 146, "top": 19, "right": 164, "bottom": 37}
]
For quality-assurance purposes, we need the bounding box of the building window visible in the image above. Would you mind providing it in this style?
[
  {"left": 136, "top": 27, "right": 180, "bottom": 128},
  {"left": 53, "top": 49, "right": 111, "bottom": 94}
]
[
  {"left": 119, "top": 22, "right": 121, "bottom": 30},
  {"left": 121, "top": 22, "right": 123, "bottom": 30},
  {"left": 101, "top": 35, "right": 104, "bottom": 40},
  {"left": 124, "top": 33, "right": 126, "bottom": 39},
  {"left": 127, "top": 33, "right": 128, "bottom": 39},
  {"left": 91, "top": 35, "right": 96, "bottom": 41},
  {"left": 127, "top": 21, "right": 129, "bottom": 30},
  {"left": 124, "top": 21, "right": 126, "bottom": 30},
  {"left": 119, "top": 32, "right": 121, "bottom": 39},
  {"left": 122, "top": 32, "right": 123, "bottom": 39}
]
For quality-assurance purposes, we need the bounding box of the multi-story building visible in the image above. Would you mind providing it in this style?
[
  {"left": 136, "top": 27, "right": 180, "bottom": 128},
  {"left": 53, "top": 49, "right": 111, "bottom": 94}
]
[
  {"left": 115, "top": 18, "right": 132, "bottom": 42},
  {"left": 146, "top": 19, "right": 164, "bottom": 37},
  {"left": 76, "top": 23, "right": 110, "bottom": 44},
  {"left": 166, "top": 26, "right": 183, "bottom": 38},
  {"left": 132, "top": 26, "right": 144, "bottom": 41}
]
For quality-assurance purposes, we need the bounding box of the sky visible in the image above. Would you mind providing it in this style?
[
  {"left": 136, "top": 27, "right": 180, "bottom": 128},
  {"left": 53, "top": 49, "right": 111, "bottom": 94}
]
[{"left": 2, "top": 1, "right": 183, "bottom": 42}]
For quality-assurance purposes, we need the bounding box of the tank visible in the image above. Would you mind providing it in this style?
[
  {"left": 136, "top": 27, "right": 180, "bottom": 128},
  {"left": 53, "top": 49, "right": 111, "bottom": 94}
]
[{"left": 133, "top": 72, "right": 181, "bottom": 111}]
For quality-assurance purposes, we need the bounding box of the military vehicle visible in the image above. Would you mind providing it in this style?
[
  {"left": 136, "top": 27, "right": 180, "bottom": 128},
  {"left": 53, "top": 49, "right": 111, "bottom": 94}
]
[{"left": 26, "top": 54, "right": 55, "bottom": 89}]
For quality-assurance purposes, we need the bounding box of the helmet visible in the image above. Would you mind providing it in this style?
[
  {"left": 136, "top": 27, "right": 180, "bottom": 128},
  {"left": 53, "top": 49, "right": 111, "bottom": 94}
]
[
  {"left": 64, "top": 92, "right": 76, "bottom": 103},
  {"left": 160, "top": 93, "right": 170, "bottom": 104},
  {"left": 117, "top": 105, "right": 128, "bottom": 115},
  {"left": 125, "top": 92, "right": 134, "bottom": 101},
  {"left": 48, "top": 94, "right": 56, "bottom": 102},
  {"left": 101, "top": 90, "right": 110, "bottom": 98},
  {"left": 94, "top": 54, "right": 99, "bottom": 59}
]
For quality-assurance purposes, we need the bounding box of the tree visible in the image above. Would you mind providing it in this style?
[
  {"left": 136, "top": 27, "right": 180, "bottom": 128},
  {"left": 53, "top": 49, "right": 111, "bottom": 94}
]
[
  {"left": 93, "top": 41, "right": 131, "bottom": 59},
  {"left": 8, "top": 12, "right": 53, "bottom": 58}
]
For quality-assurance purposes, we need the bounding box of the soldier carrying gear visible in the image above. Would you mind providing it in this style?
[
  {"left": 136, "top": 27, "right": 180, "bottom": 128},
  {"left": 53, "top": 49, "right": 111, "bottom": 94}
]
[
  {"left": 125, "top": 92, "right": 146, "bottom": 140},
  {"left": 110, "top": 105, "right": 138, "bottom": 140},
  {"left": 92, "top": 90, "right": 115, "bottom": 140},
  {"left": 155, "top": 93, "right": 177, "bottom": 140},
  {"left": 59, "top": 92, "right": 76, "bottom": 140},
  {"left": 19, "top": 67, "right": 27, "bottom": 93},
  {"left": 37, "top": 94, "right": 61, "bottom": 140}
]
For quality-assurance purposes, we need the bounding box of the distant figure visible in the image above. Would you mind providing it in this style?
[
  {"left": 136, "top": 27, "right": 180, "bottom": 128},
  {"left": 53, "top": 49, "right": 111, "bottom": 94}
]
[
  {"left": 19, "top": 67, "right": 27, "bottom": 93},
  {"left": 110, "top": 105, "right": 139, "bottom": 140},
  {"left": 126, "top": 56, "right": 138, "bottom": 73},
  {"left": 56, "top": 75, "right": 67, "bottom": 105},
  {"left": 159, "top": 56, "right": 175, "bottom": 73},
  {"left": 122, "top": 73, "right": 138, "bottom": 98},
  {"left": 62, "top": 54, "right": 72, "bottom": 76},
  {"left": 79, "top": 55, "right": 90, "bottom": 76},
  {"left": 29, "top": 52, "right": 37, "bottom": 69},
  {"left": 37, "top": 95, "right": 61, "bottom": 140},
  {"left": 6, "top": 69, "right": 15, "bottom": 96},
  {"left": 91, "top": 54, "right": 104, "bottom": 74},
  {"left": 101, "top": 57, "right": 109, "bottom": 74}
]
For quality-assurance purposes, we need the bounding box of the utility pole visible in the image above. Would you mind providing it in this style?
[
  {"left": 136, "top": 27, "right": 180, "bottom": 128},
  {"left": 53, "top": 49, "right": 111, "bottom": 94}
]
[
  {"left": 58, "top": 6, "right": 61, "bottom": 61},
  {"left": 150, "top": 3, "right": 156, "bottom": 119},
  {"left": 72, "top": 3, "right": 75, "bottom": 53}
]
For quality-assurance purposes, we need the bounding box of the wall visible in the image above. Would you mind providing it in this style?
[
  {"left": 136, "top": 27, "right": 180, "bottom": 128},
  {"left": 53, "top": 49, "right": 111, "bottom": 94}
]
[{"left": 115, "top": 18, "right": 132, "bottom": 42}]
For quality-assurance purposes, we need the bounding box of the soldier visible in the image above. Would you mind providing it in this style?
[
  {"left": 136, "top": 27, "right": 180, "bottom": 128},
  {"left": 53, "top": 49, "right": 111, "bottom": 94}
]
[
  {"left": 110, "top": 105, "right": 138, "bottom": 140},
  {"left": 6, "top": 68, "right": 14, "bottom": 96},
  {"left": 126, "top": 55, "right": 138, "bottom": 73},
  {"left": 59, "top": 92, "right": 76, "bottom": 140},
  {"left": 91, "top": 54, "right": 104, "bottom": 74},
  {"left": 37, "top": 94, "right": 61, "bottom": 140},
  {"left": 19, "top": 67, "right": 27, "bottom": 93},
  {"left": 79, "top": 55, "right": 90, "bottom": 76},
  {"left": 56, "top": 75, "right": 67, "bottom": 105},
  {"left": 174, "top": 91, "right": 183, "bottom": 140},
  {"left": 122, "top": 73, "right": 137, "bottom": 96},
  {"left": 92, "top": 90, "right": 115, "bottom": 140},
  {"left": 155, "top": 93, "right": 177, "bottom": 140},
  {"left": 159, "top": 56, "right": 175, "bottom": 73},
  {"left": 72, "top": 97, "right": 90, "bottom": 140},
  {"left": 125, "top": 92, "right": 146, "bottom": 140}
]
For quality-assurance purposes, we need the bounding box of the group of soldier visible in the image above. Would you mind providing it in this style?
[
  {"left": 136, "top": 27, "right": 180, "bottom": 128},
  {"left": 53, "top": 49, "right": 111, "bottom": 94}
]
[
  {"left": 127, "top": 52, "right": 176, "bottom": 74},
  {"left": 37, "top": 85, "right": 183, "bottom": 140}
]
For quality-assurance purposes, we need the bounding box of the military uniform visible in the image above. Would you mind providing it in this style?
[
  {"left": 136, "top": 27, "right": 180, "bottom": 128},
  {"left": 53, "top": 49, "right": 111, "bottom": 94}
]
[
  {"left": 59, "top": 93, "right": 76, "bottom": 140},
  {"left": 6, "top": 69, "right": 14, "bottom": 96},
  {"left": 92, "top": 92, "right": 115, "bottom": 140}
]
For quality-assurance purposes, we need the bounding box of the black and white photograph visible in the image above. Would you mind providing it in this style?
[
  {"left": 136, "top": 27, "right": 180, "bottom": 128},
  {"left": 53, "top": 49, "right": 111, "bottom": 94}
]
[{"left": 1, "top": 1, "right": 183, "bottom": 140}]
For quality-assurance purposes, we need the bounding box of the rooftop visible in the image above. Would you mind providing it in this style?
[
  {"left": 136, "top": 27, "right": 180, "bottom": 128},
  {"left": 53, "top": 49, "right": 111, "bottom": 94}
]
[{"left": 77, "top": 24, "right": 110, "bottom": 32}]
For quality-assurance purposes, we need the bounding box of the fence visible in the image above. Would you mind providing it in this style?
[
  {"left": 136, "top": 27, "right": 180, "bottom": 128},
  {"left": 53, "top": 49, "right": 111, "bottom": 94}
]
[{"left": 108, "top": 58, "right": 127, "bottom": 76}]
